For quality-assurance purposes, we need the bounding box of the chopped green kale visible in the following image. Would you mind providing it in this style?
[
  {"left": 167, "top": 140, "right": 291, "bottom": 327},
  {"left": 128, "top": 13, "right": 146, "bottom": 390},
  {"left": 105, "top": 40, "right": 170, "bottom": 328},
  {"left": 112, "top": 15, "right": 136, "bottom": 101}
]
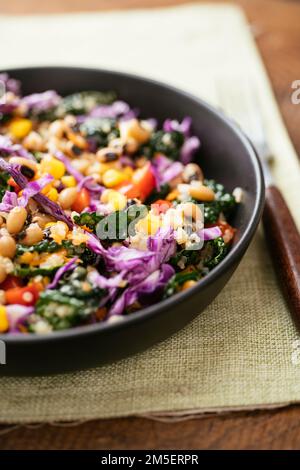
[
  {"left": 73, "top": 212, "right": 104, "bottom": 231},
  {"left": 145, "top": 183, "right": 170, "bottom": 205},
  {"left": 203, "top": 179, "right": 236, "bottom": 223},
  {"left": 202, "top": 237, "right": 228, "bottom": 270},
  {"left": 59, "top": 91, "right": 117, "bottom": 116},
  {"left": 34, "top": 266, "right": 106, "bottom": 330},
  {"left": 80, "top": 117, "right": 119, "bottom": 149},
  {"left": 164, "top": 270, "right": 200, "bottom": 298},
  {"left": 169, "top": 248, "right": 201, "bottom": 271},
  {"left": 16, "top": 239, "right": 62, "bottom": 256},
  {"left": 141, "top": 130, "right": 184, "bottom": 160}
]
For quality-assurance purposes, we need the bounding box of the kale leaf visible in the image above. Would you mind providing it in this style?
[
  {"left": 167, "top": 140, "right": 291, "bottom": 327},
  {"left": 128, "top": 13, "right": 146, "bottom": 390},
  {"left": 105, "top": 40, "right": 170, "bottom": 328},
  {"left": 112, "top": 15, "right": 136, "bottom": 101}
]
[
  {"left": 80, "top": 117, "right": 119, "bottom": 149},
  {"left": 145, "top": 183, "right": 170, "bottom": 205},
  {"left": 14, "top": 265, "right": 59, "bottom": 278},
  {"left": 202, "top": 237, "right": 228, "bottom": 270},
  {"left": 203, "top": 179, "right": 236, "bottom": 224},
  {"left": 34, "top": 266, "right": 106, "bottom": 330},
  {"left": 59, "top": 91, "right": 117, "bottom": 116},
  {"left": 73, "top": 212, "right": 104, "bottom": 231},
  {"left": 164, "top": 270, "right": 200, "bottom": 298},
  {"left": 16, "top": 239, "right": 62, "bottom": 256},
  {"left": 169, "top": 248, "right": 201, "bottom": 271},
  {"left": 141, "top": 130, "right": 184, "bottom": 160}
]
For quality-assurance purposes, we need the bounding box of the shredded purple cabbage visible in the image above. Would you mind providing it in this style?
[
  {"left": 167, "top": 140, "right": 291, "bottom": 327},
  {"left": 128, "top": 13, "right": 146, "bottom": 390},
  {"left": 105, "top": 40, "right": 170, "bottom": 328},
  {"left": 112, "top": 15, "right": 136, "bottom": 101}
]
[
  {"left": 6, "top": 305, "right": 34, "bottom": 333},
  {"left": 163, "top": 116, "right": 192, "bottom": 136},
  {"left": 180, "top": 136, "right": 200, "bottom": 165},
  {"left": 0, "top": 73, "right": 21, "bottom": 95},
  {"left": 0, "top": 158, "right": 73, "bottom": 228},
  {"left": 159, "top": 161, "right": 183, "bottom": 185},
  {"left": 47, "top": 258, "right": 78, "bottom": 289},
  {"left": 109, "top": 263, "right": 174, "bottom": 316},
  {"left": 0, "top": 174, "right": 53, "bottom": 211},
  {"left": 0, "top": 135, "right": 34, "bottom": 160},
  {"left": 21, "top": 90, "right": 61, "bottom": 113},
  {"left": 89, "top": 100, "right": 131, "bottom": 119},
  {"left": 201, "top": 226, "right": 222, "bottom": 240},
  {"left": 55, "top": 151, "right": 85, "bottom": 183},
  {"left": 77, "top": 175, "right": 104, "bottom": 194},
  {"left": 88, "top": 270, "right": 125, "bottom": 289}
]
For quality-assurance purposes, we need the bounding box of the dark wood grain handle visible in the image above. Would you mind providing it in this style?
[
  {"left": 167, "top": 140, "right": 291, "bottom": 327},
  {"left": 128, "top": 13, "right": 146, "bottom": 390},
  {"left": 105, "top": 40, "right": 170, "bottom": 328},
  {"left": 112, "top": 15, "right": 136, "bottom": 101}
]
[{"left": 263, "top": 185, "right": 300, "bottom": 325}]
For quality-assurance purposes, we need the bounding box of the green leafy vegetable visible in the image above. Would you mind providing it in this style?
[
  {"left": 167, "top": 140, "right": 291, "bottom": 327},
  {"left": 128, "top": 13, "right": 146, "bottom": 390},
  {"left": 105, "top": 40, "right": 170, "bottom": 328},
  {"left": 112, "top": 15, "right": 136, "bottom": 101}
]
[
  {"left": 14, "top": 265, "right": 59, "bottom": 278},
  {"left": 141, "top": 130, "right": 184, "bottom": 160},
  {"left": 80, "top": 117, "right": 119, "bottom": 149},
  {"left": 202, "top": 237, "right": 228, "bottom": 270},
  {"left": 61, "top": 240, "right": 99, "bottom": 266},
  {"left": 203, "top": 179, "right": 236, "bottom": 223},
  {"left": 59, "top": 91, "right": 117, "bottom": 116},
  {"left": 145, "top": 183, "right": 170, "bottom": 205},
  {"left": 73, "top": 212, "right": 104, "bottom": 231},
  {"left": 164, "top": 270, "right": 200, "bottom": 297},
  {"left": 16, "top": 239, "right": 62, "bottom": 256},
  {"left": 169, "top": 248, "right": 201, "bottom": 271},
  {"left": 34, "top": 266, "right": 106, "bottom": 330}
]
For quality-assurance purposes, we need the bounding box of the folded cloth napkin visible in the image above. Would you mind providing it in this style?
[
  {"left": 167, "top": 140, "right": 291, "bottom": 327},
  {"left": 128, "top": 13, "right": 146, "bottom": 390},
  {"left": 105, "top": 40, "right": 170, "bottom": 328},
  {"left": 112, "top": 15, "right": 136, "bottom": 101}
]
[{"left": 0, "top": 4, "right": 299, "bottom": 423}]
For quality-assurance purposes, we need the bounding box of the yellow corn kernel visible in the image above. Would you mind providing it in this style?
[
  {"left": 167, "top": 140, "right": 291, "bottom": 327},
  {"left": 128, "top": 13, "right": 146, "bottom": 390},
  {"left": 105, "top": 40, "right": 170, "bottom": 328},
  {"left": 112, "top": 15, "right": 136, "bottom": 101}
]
[
  {"left": 102, "top": 169, "right": 127, "bottom": 188},
  {"left": 136, "top": 214, "right": 161, "bottom": 235},
  {"left": 9, "top": 118, "right": 32, "bottom": 139},
  {"left": 46, "top": 188, "right": 59, "bottom": 202},
  {"left": 45, "top": 222, "right": 56, "bottom": 228},
  {"left": 18, "top": 252, "right": 34, "bottom": 265},
  {"left": 166, "top": 190, "right": 179, "bottom": 201},
  {"left": 50, "top": 221, "right": 69, "bottom": 243},
  {"left": 41, "top": 183, "right": 53, "bottom": 195},
  {"left": 123, "top": 166, "right": 134, "bottom": 179},
  {"left": 0, "top": 306, "right": 8, "bottom": 333},
  {"left": 40, "top": 156, "right": 66, "bottom": 179},
  {"left": 61, "top": 175, "right": 76, "bottom": 188},
  {"left": 107, "top": 190, "right": 127, "bottom": 211}
]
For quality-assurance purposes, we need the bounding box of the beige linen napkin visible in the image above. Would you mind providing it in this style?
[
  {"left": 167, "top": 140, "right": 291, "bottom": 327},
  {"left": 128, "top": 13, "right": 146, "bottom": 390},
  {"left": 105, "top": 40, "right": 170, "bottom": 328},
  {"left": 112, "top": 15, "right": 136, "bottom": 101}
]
[{"left": 0, "top": 3, "right": 300, "bottom": 423}]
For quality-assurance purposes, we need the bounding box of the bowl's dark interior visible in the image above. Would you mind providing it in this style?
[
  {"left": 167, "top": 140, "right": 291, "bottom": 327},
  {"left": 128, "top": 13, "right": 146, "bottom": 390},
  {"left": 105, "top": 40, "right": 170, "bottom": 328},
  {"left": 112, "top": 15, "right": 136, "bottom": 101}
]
[{"left": 0, "top": 67, "right": 264, "bottom": 375}]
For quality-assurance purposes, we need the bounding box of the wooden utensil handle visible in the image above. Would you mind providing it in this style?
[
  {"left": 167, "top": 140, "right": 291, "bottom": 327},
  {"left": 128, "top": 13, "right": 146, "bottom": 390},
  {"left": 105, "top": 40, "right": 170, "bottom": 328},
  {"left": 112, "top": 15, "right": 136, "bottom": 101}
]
[{"left": 263, "top": 185, "right": 300, "bottom": 325}]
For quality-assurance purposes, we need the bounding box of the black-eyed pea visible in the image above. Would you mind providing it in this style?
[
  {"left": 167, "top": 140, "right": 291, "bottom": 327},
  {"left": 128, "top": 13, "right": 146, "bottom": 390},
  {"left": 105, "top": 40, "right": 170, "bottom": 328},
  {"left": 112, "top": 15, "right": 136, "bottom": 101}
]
[
  {"left": 6, "top": 207, "right": 27, "bottom": 234},
  {"left": 120, "top": 119, "right": 150, "bottom": 144},
  {"left": 49, "top": 120, "right": 67, "bottom": 139},
  {"left": 0, "top": 235, "right": 16, "bottom": 259},
  {"left": 96, "top": 148, "right": 120, "bottom": 163},
  {"left": 22, "top": 223, "right": 44, "bottom": 246},
  {"left": 9, "top": 157, "right": 37, "bottom": 177},
  {"left": 23, "top": 131, "right": 45, "bottom": 151},
  {"left": 109, "top": 138, "right": 124, "bottom": 154},
  {"left": 181, "top": 202, "right": 203, "bottom": 222},
  {"left": 189, "top": 185, "right": 215, "bottom": 201},
  {"left": 72, "top": 159, "right": 90, "bottom": 174},
  {"left": 123, "top": 137, "right": 139, "bottom": 154},
  {"left": 58, "top": 187, "right": 78, "bottom": 210},
  {"left": 182, "top": 163, "right": 204, "bottom": 183},
  {"left": 32, "top": 213, "right": 56, "bottom": 229}
]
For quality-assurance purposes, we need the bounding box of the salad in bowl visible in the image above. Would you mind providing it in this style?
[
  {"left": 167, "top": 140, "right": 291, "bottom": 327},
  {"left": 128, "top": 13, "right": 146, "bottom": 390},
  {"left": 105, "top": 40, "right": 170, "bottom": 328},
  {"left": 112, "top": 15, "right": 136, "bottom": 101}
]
[{"left": 0, "top": 73, "right": 240, "bottom": 335}]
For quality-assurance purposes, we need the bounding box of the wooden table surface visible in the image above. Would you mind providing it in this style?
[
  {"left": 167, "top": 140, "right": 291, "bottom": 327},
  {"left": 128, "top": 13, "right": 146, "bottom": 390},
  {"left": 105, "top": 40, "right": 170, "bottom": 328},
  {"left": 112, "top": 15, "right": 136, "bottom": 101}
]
[{"left": 0, "top": 0, "right": 300, "bottom": 450}]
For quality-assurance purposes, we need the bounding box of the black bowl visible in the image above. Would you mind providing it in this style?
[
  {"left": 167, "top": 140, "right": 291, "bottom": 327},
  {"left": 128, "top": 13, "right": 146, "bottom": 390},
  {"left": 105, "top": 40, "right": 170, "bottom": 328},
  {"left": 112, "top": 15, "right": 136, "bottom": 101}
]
[{"left": 0, "top": 67, "right": 264, "bottom": 375}]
